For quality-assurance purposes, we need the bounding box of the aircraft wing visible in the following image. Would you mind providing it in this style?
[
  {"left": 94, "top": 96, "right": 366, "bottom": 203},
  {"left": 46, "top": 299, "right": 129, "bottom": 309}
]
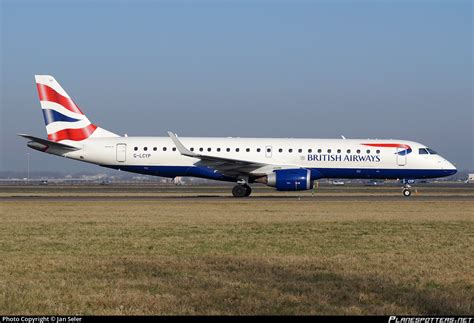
[{"left": 168, "top": 131, "right": 279, "bottom": 176}]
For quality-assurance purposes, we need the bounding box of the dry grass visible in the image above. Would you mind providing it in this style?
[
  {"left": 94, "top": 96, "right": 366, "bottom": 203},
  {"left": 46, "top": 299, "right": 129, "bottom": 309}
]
[{"left": 0, "top": 196, "right": 473, "bottom": 315}]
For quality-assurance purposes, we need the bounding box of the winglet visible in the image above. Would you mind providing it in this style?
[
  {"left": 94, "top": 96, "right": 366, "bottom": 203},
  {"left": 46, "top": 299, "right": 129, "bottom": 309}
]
[{"left": 167, "top": 131, "right": 197, "bottom": 157}]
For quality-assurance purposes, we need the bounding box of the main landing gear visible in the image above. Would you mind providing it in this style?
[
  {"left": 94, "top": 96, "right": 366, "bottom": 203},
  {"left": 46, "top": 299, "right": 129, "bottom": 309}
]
[{"left": 232, "top": 184, "right": 252, "bottom": 198}]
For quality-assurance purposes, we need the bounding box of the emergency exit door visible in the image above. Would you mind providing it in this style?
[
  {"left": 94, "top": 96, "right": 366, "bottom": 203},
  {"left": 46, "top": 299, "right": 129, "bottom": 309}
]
[
  {"left": 116, "top": 144, "right": 127, "bottom": 162},
  {"left": 396, "top": 147, "right": 407, "bottom": 166},
  {"left": 265, "top": 146, "right": 272, "bottom": 158}
]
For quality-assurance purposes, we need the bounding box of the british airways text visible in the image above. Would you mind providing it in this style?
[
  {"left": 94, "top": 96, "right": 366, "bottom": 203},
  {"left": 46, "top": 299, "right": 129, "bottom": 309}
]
[{"left": 307, "top": 154, "right": 381, "bottom": 162}]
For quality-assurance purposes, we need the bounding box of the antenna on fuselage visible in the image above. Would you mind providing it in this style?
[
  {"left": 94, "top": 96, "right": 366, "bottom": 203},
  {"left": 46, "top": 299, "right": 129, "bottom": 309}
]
[{"left": 341, "top": 135, "right": 346, "bottom": 139}]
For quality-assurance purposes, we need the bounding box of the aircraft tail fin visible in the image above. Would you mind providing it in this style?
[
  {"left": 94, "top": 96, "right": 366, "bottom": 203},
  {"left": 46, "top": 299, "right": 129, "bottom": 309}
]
[{"left": 35, "top": 75, "right": 119, "bottom": 143}]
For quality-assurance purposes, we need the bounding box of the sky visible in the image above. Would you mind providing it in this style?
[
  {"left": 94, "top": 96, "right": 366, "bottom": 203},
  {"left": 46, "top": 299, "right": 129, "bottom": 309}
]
[{"left": 1, "top": 0, "right": 472, "bottom": 173}]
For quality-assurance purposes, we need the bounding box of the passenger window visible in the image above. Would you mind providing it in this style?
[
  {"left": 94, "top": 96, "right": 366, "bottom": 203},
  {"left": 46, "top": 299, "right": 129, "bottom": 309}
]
[
  {"left": 199, "top": 148, "right": 203, "bottom": 152},
  {"left": 236, "top": 148, "right": 240, "bottom": 152},
  {"left": 419, "top": 148, "right": 429, "bottom": 154},
  {"left": 190, "top": 148, "right": 194, "bottom": 152},
  {"left": 226, "top": 148, "right": 230, "bottom": 152},
  {"left": 246, "top": 148, "right": 250, "bottom": 152},
  {"left": 327, "top": 149, "right": 331, "bottom": 153},
  {"left": 298, "top": 149, "right": 302, "bottom": 153},
  {"left": 356, "top": 149, "right": 361, "bottom": 154},
  {"left": 172, "top": 147, "right": 176, "bottom": 152},
  {"left": 376, "top": 150, "right": 380, "bottom": 154},
  {"left": 217, "top": 148, "right": 221, "bottom": 152},
  {"left": 317, "top": 149, "right": 322, "bottom": 153},
  {"left": 279, "top": 148, "right": 283, "bottom": 153},
  {"left": 289, "top": 149, "right": 293, "bottom": 153},
  {"left": 144, "top": 147, "right": 148, "bottom": 151},
  {"left": 267, "top": 148, "right": 271, "bottom": 153},
  {"left": 207, "top": 148, "right": 211, "bottom": 152},
  {"left": 337, "top": 149, "right": 341, "bottom": 153},
  {"left": 366, "top": 149, "right": 370, "bottom": 154},
  {"left": 134, "top": 147, "right": 138, "bottom": 151},
  {"left": 163, "top": 147, "right": 167, "bottom": 151},
  {"left": 347, "top": 149, "right": 351, "bottom": 153},
  {"left": 257, "top": 148, "right": 261, "bottom": 152},
  {"left": 153, "top": 147, "right": 157, "bottom": 151},
  {"left": 308, "top": 149, "right": 312, "bottom": 153}
]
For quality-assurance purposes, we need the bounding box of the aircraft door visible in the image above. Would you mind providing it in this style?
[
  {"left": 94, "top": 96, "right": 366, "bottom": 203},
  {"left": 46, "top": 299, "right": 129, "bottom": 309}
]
[
  {"left": 396, "top": 147, "right": 407, "bottom": 166},
  {"left": 265, "top": 145, "right": 272, "bottom": 158},
  {"left": 116, "top": 143, "right": 127, "bottom": 162}
]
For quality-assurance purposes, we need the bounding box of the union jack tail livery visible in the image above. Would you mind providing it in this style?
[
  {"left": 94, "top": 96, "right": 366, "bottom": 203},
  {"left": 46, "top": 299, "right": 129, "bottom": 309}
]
[{"left": 35, "top": 75, "right": 118, "bottom": 143}]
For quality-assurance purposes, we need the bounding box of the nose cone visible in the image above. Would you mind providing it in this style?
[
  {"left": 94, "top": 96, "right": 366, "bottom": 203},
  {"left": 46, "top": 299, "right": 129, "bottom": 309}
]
[
  {"left": 446, "top": 168, "right": 457, "bottom": 176},
  {"left": 444, "top": 160, "right": 457, "bottom": 176}
]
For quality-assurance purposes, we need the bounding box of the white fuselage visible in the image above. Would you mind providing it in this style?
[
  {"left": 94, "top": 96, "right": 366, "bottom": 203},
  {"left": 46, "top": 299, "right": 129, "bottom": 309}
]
[{"left": 59, "top": 136, "right": 457, "bottom": 181}]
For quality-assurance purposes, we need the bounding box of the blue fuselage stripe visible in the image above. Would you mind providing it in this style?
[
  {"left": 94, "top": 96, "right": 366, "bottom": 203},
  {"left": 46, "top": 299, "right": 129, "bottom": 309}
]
[{"left": 102, "top": 165, "right": 456, "bottom": 181}]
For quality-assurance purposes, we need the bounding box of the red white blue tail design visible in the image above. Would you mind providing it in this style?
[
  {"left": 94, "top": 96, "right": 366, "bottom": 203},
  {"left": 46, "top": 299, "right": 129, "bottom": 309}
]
[{"left": 35, "top": 75, "right": 118, "bottom": 142}]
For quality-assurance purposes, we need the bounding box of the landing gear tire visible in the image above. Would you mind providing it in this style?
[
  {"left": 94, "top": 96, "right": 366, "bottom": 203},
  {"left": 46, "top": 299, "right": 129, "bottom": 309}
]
[
  {"left": 232, "top": 184, "right": 251, "bottom": 198},
  {"left": 402, "top": 188, "right": 412, "bottom": 197},
  {"left": 244, "top": 185, "right": 252, "bottom": 197}
]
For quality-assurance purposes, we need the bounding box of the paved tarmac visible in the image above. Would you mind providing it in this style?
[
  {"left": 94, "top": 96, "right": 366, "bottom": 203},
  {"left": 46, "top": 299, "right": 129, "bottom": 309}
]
[{"left": 1, "top": 183, "right": 473, "bottom": 202}]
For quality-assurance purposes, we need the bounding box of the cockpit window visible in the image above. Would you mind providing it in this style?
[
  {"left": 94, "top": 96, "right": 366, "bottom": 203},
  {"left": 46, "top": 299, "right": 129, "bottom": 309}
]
[
  {"left": 427, "top": 148, "right": 437, "bottom": 155},
  {"left": 419, "top": 148, "right": 429, "bottom": 154}
]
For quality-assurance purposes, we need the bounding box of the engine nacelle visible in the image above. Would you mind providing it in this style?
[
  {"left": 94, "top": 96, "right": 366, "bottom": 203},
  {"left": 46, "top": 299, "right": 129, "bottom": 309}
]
[{"left": 266, "top": 169, "right": 313, "bottom": 191}]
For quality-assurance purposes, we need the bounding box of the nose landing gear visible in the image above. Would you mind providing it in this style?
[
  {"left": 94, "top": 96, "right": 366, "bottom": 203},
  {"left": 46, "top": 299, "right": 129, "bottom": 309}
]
[
  {"left": 402, "top": 187, "right": 412, "bottom": 197},
  {"left": 232, "top": 184, "right": 252, "bottom": 197},
  {"left": 401, "top": 182, "right": 414, "bottom": 197}
]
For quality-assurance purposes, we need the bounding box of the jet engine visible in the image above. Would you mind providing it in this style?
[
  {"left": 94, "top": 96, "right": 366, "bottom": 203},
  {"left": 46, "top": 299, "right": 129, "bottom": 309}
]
[{"left": 265, "top": 169, "right": 313, "bottom": 191}]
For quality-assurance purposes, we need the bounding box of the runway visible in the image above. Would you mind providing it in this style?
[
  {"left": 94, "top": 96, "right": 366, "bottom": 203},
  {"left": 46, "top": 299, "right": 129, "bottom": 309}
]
[
  {"left": 2, "top": 194, "right": 474, "bottom": 202},
  {"left": 1, "top": 183, "right": 473, "bottom": 202}
]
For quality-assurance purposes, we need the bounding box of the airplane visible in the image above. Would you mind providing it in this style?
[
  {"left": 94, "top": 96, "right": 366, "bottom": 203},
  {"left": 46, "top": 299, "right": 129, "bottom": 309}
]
[{"left": 19, "top": 75, "right": 457, "bottom": 197}]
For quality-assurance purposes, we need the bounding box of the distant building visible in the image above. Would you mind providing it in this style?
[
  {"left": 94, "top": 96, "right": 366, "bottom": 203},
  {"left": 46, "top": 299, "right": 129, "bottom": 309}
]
[{"left": 467, "top": 174, "right": 474, "bottom": 184}]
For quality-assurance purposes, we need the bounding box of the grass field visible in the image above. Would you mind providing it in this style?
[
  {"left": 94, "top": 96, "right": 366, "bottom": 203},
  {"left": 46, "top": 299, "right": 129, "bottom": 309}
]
[{"left": 0, "top": 185, "right": 473, "bottom": 315}]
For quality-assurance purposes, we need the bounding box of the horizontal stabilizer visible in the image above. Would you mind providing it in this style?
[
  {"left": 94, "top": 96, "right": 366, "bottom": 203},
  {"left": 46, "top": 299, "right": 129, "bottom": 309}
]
[{"left": 18, "top": 134, "right": 81, "bottom": 152}]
